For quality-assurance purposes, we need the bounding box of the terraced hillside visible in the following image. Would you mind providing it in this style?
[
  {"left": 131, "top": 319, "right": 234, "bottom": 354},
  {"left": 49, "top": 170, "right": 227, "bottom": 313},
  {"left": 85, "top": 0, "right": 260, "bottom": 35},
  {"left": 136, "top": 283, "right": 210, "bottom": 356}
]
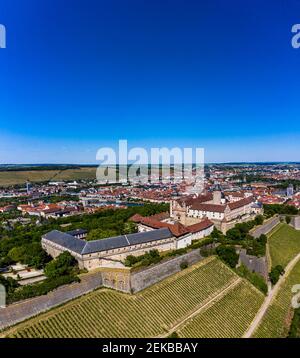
[
  {"left": 178, "top": 280, "right": 264, "bottom": 338},
  {"left": 268, "top": 223, "right": 300, "bottom": 268},
  {"left": 253, "top": 259, "right": 300, "bottom": 338},
  {"left": 3, "top": 257, "right": 263, "bottom": 338}
]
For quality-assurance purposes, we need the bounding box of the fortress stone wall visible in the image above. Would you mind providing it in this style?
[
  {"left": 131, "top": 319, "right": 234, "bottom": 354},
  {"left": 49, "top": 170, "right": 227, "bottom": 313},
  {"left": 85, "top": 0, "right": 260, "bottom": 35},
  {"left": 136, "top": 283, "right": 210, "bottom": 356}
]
[
  {"left": 291, "top": 216, "right": 300, "bottom": 230},
  {"left": 97, "top": 249, "right": 203, "bottom": 293},
  {"left": 130, "top": 249, "right": 203, "bottom": 293}
]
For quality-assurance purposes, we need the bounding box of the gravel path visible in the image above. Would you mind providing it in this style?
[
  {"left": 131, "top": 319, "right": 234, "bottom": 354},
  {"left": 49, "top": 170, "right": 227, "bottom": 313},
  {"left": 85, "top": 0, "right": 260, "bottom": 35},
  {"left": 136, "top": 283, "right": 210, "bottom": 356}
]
[{"left": 243, "top": 252, "right": 300, "bottom": 338}]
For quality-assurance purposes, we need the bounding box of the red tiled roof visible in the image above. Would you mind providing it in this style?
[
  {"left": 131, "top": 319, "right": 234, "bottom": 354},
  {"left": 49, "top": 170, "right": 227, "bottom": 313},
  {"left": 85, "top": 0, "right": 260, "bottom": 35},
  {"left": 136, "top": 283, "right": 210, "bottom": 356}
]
[
  {"left": 190, "top": 203, "right": 226, "bottom": 213},
  {"left": 176, "top": 193, "right": 213, "bottom": 207},
  {"left": 140, "top": 218, "right": 189, "bottom": 237},
  {"left": 129, "top": 214, "right": 144, "bottom": 222},
  {"left": 228, "top": 196, "right": 254, "bottom": 210},
  {"left": 42, "top": 208, "right": 62, "bottom": 214},
  {"left": 224, "top": 191, "right": 244, "bottom": 197},
  {"left": 186, "top": 218, "right": 214, "bottom": 233},
  {"left": 130, "top": 212, "right": 169, "bottom": 223},
  {"left": 149, "top": 212, "right": 169, "bottom": 221},
  {"left": 168, "top": 222, "right": 190, "bottom": 237}
]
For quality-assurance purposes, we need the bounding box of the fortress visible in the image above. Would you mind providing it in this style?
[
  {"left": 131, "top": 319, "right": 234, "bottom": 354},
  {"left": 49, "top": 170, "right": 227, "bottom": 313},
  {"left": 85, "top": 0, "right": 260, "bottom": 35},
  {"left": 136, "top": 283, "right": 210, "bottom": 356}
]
[
  {"left": 42, "top": 190, "right": 261, "bottom": 270},
  {"left": 42, "top": 212, "right": 213, "bottom": 271},
  {"left": 170, "top": 191, "right": 261, "bottom": 233}
]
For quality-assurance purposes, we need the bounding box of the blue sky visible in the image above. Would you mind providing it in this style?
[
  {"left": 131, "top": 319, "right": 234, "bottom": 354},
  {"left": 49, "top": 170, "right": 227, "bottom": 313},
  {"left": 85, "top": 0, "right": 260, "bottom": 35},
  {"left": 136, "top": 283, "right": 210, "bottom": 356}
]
[{"left": 0, "top": 0, "right": 300, "bottom": 163}]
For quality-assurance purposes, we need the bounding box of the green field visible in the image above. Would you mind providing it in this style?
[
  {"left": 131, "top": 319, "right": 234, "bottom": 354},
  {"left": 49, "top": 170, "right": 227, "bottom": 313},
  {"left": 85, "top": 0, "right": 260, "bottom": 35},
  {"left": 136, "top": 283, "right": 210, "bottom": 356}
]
[
  {"left": 268, "top": 224, "right": 300, "bottom": 268},
  {"left": 0, "top": 167, "right": 97, "bottom": 186},
  {"left": 253, "top": 259, "right": 300, "bottom": 338},
  {"left": 3, "top": 257, "right": 264, "bottom": 338},
  {"left": 178, "top": 280, "right": 264, "bottom": 338}
]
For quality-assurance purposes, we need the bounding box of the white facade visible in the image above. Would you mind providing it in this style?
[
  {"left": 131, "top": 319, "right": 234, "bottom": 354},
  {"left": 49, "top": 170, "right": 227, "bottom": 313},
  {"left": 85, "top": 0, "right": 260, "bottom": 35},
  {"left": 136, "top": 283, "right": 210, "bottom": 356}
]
[
  {"left": 188, "top": 209, "right": 225, "bottom": 220},
  {"left": 176, "top": 235, "right": 192, "bottom": 249}
]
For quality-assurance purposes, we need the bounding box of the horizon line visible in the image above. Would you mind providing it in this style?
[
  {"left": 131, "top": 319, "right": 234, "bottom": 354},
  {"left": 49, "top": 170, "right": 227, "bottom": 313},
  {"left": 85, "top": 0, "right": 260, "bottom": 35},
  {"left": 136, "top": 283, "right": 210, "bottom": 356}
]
[{"left": 1, "top": 161, "right": 300, "bottom": 166}]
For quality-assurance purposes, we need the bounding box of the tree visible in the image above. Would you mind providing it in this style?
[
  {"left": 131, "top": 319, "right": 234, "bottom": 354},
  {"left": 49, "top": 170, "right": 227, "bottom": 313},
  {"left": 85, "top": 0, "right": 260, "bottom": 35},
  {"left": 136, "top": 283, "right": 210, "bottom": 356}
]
[
  {"left": 263, "top": 204, "right": 299, "bottom": 217},
  {"left": 7, "top": 243, "right": 51, "bottom": 269},
  {"left": 226, "top": 228, "right": 241, "bottom": 241},
  {"left": 288, "top": 308, "right": 300, "bottom": 338},
  {"left": 168, "top": 332, "right": 179, "bottom": 338},
  {"left": 124, "top": 255, "right": 139, "bottom": 267},
  {"left": 269, "top": 265, "right": 285, "bottom": 285},
  {"left": 0, "top": 275, "right": 19, "bottom": 295},
  {"left": 140, "top": 250, "right": 161, "bottom": 266},
  {"left": 7, "top": 246, "right": 26, "bottom": 263},
  {"left": 200, "top": 246, "right": 215, "bottom": 257},
  {"left": 123, "top": 221, "right": 137, "bottom": 234},
  {"left": 211, "top": 227, "right": 222, "bottom": 239},
  {"left": 44, "top": 251, "right": 77, "bottom": 279},
  {"left": 0, "top": 256, "right": 14, "bottom": 269},
  {"left": 254, "top": 215, "right": 264, "bottom": 226},
  {"left": 248, "top": 234, "right": 267, "bottom": 257},
  {"left": 180, "top": 261, "right": 188, "bottom": 270},
  {"left": 124, "top": 249, "right": 161, "bottom": 268},
  {"left": 86, "top": 228, "right": 118, "bottom": 241},
  {"left": 216, "top": 245, "right": 239, "bottom": 268}
]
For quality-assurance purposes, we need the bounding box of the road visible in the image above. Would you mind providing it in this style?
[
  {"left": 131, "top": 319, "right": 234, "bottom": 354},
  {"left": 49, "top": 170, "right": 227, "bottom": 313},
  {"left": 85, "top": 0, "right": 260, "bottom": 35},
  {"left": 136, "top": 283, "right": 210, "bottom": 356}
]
[
  {"left": 251, "top": 216, "right": 280, "bottom": 238},
  {"left": 243, "top": 252, "right": 300, "bottom": 338}
]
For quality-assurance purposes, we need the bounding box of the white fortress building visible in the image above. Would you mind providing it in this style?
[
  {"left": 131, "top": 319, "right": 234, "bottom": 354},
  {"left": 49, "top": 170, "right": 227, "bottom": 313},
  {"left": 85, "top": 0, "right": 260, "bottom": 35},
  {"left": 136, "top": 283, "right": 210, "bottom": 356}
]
[
  {"left": 42, "top": 213, "right": 213, "bottom": 270},
  {"left": 171, "top": 190, "right": 261, "bottom": 233}
]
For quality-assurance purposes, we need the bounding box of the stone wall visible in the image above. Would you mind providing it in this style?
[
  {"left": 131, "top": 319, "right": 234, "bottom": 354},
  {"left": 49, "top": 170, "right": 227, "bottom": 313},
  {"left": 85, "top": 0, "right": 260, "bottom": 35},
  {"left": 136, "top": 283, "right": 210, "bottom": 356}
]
[
  {"left": 130, "top": 249, "right": 203, "bottom": 293},
  {"left": 97, "top": 249, "right": 203, "bottom": 293},
  {"left": 0, "top": 250, "right": 204, "bottom": 330},
  {"left": 100, "top": 268, "right": 131, "bottom": 292},
  {"left": 237, "top": 249, "right": 268, "bottom": 281},
  {"left": 219, "top": 213, "right": 257, "bottom": 234},
  {"left": 290, "top": 216, "right": 300, "bottom": 230},
  {"left": 0, "top": 271, "right": 103, "bottom": 331}
]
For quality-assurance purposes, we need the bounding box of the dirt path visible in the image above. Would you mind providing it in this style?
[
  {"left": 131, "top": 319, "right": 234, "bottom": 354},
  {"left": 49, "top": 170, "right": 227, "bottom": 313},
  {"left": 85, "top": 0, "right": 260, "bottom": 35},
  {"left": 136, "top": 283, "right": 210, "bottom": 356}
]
[
  {"left": 159, "top": 278, "right": 242, "bottom": 338},
  {"left": 243, "top": 252, "right": 300, "bottom": 338}
]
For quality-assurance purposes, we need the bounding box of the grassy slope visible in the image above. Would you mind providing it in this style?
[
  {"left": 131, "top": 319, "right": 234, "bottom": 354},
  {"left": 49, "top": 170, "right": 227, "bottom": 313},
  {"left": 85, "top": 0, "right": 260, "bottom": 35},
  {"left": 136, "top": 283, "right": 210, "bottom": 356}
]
[
  {"left": 268, "top": 223, "right": 300, "bottom": 268},
  {"left": 253, "top": 260, "right": 300, "bottom": 338},
  {"left": 3, "top": 257, "right": 253, "bottom": 338}
]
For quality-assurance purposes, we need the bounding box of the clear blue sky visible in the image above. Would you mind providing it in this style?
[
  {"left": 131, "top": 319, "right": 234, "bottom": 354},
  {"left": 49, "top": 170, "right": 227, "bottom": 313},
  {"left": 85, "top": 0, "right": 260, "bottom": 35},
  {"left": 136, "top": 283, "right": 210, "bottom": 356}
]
[{"left": 0, "top": 0, "right": 299, "bottom": 163}]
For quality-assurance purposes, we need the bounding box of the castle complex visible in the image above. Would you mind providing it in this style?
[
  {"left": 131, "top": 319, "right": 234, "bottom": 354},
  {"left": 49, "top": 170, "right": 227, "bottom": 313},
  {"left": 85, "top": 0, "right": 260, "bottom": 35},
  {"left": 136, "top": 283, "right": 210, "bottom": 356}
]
[
  {"left": 42, "top": 211, "right": 213, "bottom": 270},
  {"left": 42, "top": 190, "right": 261, "bottom": 270},
  {"left": 170, "top": 191, "right": 261, "bottom": 233}
]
